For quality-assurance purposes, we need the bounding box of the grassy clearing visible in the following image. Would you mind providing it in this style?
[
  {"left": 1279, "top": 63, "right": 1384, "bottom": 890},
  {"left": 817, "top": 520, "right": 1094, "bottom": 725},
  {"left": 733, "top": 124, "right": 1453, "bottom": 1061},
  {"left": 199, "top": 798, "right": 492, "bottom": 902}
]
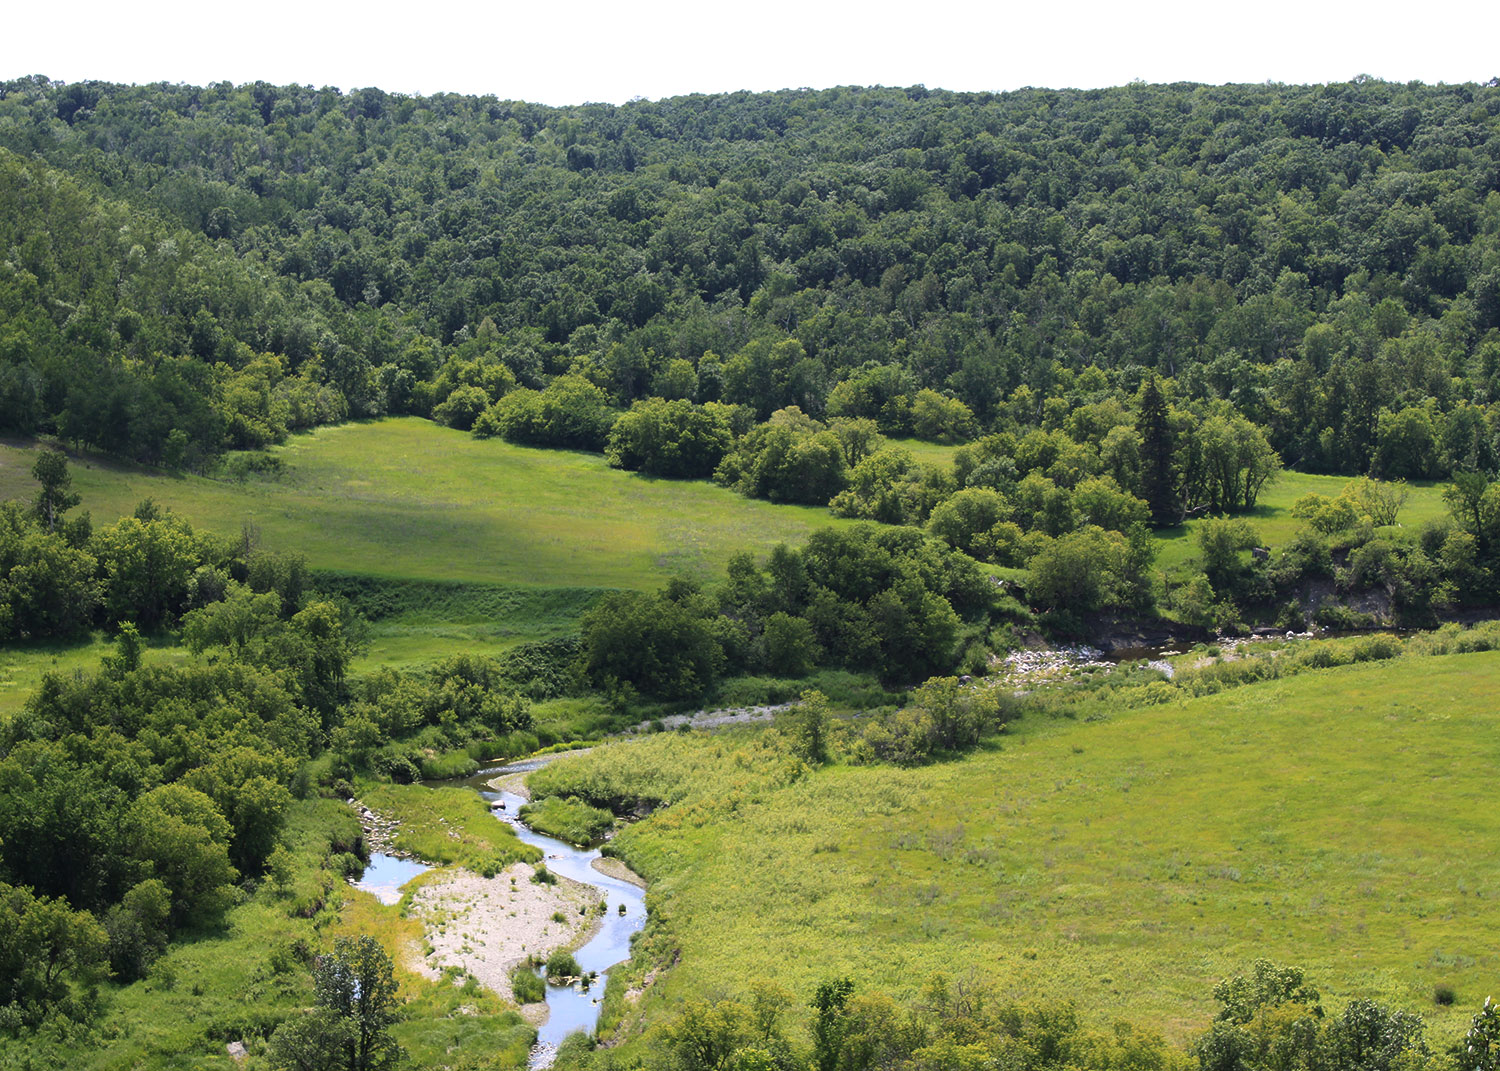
[
  {"left": 315, "top": 574, "right": 604, "bottom": 673},
  {"left": 1153, "top": 471, "right": 1448, "bottom": 571},
  {"left": 539, "top": 651, "right": 1500, "bottom": 1047},
  {"left": 887, "top": 437, "right": 963, "bottom": 467},
  {"left": 0, "top": 633, "right": 190, "bottom": 720},
  {"left": 0, "top": 419, "right": 850, "bottom": 590},
  {"left": 358, "top": 781, "right": 540, "bottom": 874}
]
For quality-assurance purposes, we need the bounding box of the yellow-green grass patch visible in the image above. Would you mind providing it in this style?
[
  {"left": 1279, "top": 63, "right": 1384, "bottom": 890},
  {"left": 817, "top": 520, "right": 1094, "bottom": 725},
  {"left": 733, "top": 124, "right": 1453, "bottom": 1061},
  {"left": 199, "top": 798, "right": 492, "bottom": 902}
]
[
  {"left": 580, "top": 651, "right": 1500, "bottom": 1045},
  {"left": 357, "top": 780, "right": 539, "bottom": 873}
]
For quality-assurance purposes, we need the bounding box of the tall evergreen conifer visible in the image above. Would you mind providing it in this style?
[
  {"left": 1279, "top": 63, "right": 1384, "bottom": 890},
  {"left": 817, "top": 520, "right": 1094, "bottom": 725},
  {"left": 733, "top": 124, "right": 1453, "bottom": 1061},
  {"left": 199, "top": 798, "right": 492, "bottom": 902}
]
[{"left": 1138, "top": 376, "right": 1177, "bottom": 526}]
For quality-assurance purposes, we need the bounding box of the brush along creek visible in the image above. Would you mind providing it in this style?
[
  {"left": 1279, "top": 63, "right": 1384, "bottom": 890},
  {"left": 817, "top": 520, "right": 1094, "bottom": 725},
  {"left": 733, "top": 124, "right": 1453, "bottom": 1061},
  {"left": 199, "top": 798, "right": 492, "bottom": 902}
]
[
  {"left": 346, "top": 636, "right": 1313, "bottom": 1062},
  {"left": 350, "top": 756, "right": 647, "bottom": 1068}
]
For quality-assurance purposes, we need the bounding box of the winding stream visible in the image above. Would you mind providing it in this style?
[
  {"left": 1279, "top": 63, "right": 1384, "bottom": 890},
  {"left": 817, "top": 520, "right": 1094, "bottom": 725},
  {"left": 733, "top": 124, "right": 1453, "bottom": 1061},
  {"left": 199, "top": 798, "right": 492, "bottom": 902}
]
[{"left": 445, "top": 759, "right": 648, "bottom": 1068}]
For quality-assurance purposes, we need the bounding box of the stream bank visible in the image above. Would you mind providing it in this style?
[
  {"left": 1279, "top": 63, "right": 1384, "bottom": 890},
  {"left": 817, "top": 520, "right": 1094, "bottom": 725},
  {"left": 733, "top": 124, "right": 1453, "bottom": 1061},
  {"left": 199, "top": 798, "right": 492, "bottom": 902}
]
[
  {"left": 347, "top": 753, "right": 648, "bottom": 1068},
  {"left": 437, "top": 761, "right": 648, "bottom": 1068}
]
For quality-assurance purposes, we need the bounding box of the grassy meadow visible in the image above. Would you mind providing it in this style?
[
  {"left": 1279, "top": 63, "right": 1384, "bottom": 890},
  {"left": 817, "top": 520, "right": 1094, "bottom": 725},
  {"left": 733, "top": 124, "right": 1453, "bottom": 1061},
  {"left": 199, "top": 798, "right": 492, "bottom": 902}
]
[
  {"left": 0, "top": 418, "right": 854, "bottom": 671},
  {"left": 545, "top": 650, "right": 1500, "bottom": 1046},
  {"left": 0, "top": 420, "right": 1465, "bottom": 706},
  {"left": 1153, "top": 470, "right": 1448, "bottom": 571},
  {"left": 0, "top": 419, "right": 849, "bottom": 590},
  {"left": 0, "top": 422, "right": 1450, "bottom": 597}
]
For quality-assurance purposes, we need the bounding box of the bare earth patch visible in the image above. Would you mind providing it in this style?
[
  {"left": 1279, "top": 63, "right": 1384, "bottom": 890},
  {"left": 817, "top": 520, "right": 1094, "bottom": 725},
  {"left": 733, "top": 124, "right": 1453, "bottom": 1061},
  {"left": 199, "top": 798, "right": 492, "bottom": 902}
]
[{"left": 406, "top": 862, "right": 603, "bottom": 997}]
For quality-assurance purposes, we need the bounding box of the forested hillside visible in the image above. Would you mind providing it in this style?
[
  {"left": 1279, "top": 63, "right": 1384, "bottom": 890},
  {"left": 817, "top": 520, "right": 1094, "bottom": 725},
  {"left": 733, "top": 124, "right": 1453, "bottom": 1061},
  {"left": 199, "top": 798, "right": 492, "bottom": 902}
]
[{"left": 2, "top": 76, "right": 1499, "bottom": 478}]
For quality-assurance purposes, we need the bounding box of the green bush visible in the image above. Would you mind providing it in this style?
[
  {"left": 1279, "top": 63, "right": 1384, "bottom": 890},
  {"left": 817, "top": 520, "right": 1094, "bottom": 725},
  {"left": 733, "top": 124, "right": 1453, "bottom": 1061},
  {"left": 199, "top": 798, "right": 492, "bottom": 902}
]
[
  {"left": 510, "top": 966, "right": 545, "bottom": 1004},
  {"left": 545, "top": 950, "right": 580, "bottom": 980}
]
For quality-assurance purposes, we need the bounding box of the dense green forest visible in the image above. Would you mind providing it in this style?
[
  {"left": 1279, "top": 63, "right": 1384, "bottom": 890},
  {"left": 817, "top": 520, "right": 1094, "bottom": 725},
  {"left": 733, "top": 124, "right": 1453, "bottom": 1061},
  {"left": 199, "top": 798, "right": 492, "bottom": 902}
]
[
  {"left": 2, "top": 76, "right": 1499, "bottom": 479},
  {"left": 4, "top": 75, "right": 1500, "bottom": 630}
]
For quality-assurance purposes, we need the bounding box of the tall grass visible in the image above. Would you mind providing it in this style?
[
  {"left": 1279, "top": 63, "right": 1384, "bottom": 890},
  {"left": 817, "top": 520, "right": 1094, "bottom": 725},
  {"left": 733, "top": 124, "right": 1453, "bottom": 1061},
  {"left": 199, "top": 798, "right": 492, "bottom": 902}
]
[
  {"left": 536, "top": 650, "right": 1500, "bottom": 1050},
  {"left": 357, "top": 781, "right": 539, "bottom": 873}
]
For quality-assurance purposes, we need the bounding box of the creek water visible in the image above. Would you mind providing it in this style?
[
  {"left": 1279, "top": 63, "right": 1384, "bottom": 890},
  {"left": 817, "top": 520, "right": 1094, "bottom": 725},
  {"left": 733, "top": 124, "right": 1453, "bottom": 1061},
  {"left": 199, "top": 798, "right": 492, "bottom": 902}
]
[
  {"left": 443, "top": 760, "right": 648, "bottom": 1068},
  {"left": 351, "top": 852, "right": 429, "bottom": 905}
]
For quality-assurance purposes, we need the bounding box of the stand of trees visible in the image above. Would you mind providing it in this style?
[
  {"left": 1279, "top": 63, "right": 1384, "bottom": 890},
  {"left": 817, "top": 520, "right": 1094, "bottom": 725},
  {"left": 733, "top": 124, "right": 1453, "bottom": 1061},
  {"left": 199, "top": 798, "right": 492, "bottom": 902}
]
[
  {"left": 1, "top": 78, "right": 1498, "bottom": 484},
  {"left": 579, "top": 524, "right": 994, "bottom": 700}
]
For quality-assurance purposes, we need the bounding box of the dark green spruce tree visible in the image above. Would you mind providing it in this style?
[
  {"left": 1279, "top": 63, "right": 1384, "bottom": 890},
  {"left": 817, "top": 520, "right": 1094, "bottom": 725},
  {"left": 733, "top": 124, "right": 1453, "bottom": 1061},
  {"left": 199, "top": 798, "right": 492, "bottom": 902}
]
[{"left": 1137, "top": 376, "right": 1177, "bottom": 526}]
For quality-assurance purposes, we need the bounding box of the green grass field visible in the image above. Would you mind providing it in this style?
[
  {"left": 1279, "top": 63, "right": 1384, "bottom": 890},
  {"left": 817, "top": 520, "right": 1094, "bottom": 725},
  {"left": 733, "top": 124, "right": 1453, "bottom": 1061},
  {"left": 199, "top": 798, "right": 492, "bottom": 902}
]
[
  {"left": 1153, "top": 471, "right": 1448, "bottom": 571},
  {"left": 0, "top": 419, "right": 849, "bottom": 590},
  {"left": 0, "top": 419, "right": 857, "bottom": 672},
  {"left": 541, "top": 650, "right": 1500, "bottom": 1046},
  {"left": 0, "top": 421, "right": 1454, "bottom": 595},
  {"left": 885, "top": 437, "right": 962, "bottom": 467}
]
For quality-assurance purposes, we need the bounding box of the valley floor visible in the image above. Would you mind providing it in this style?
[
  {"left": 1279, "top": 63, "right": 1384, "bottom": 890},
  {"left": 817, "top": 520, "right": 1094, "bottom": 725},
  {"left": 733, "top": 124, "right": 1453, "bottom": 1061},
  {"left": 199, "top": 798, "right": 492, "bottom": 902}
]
[{"left": 540, "top": 649, "right": 1500, "bottom": 1047}]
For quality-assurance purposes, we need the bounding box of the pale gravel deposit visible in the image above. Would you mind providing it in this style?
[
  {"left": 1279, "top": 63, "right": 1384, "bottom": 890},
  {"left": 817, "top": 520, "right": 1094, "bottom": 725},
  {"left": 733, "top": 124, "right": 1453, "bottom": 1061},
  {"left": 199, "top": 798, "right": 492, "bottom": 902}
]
[
  {"left": 627, "top": 703, "right": 788, "bottom": 733},
  {"left": 406, "top": 862, "right": 603, "bottom": 997},
  {"left": 590, "top": 855, "right": 648, "bottom": 888}
]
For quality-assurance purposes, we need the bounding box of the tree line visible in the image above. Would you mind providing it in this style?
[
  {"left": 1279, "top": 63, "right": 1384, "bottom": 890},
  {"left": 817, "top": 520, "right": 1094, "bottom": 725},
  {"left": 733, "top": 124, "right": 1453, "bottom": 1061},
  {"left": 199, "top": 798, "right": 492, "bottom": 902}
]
[{"left": 553, "top": 960, "right": 1500, "bottom": 1071}]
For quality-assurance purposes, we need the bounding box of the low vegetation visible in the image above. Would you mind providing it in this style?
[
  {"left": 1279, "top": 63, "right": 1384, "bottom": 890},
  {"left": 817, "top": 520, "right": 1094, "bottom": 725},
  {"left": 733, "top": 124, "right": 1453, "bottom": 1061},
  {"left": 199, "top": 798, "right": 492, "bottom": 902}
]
[
  {"left": 355, "top": 783, "right": 538, "bottom": 875},
  {"left": 557, "top": 958, "right": 1497, "bottom": 1071},
  {"left": 518, "top": 796, "right": 615, "bottom": 847},
  {"left": 529, "top": 647, "right": 1500, "bottom": 1055}
]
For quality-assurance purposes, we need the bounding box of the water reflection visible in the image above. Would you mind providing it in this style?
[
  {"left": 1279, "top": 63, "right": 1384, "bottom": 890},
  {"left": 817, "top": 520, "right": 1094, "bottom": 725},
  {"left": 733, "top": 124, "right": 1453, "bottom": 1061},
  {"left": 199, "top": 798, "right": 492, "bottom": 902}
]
[{"left": 351, "top": 852, "right": 429, "bottom": 905}]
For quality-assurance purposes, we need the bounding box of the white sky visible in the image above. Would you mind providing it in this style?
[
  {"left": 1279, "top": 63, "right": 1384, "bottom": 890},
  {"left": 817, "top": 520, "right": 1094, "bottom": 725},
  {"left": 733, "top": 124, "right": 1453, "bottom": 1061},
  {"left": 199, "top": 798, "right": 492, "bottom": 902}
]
[{"left": 4, "top": 0, "right": 1498, "bottom": 106}]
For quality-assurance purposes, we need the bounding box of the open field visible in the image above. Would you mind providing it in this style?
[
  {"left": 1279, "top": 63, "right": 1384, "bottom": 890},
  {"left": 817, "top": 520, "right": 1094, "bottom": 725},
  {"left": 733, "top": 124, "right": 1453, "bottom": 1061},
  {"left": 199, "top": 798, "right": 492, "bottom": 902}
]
[
  {"left": 0, "top": 420, "right": 849, "bottom": 590},
  {"left": 0, "top": 419, "right": 854, "bottom": 671},
  {"left": 541, "top": 650, "right": 1500, "bottom": 1045},
  {"left": 1154, "top": 471, "right": 1448, "bottom": 571},
  {"left": 0, "top": 422, "right": 1453, "bottom": 599}
]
